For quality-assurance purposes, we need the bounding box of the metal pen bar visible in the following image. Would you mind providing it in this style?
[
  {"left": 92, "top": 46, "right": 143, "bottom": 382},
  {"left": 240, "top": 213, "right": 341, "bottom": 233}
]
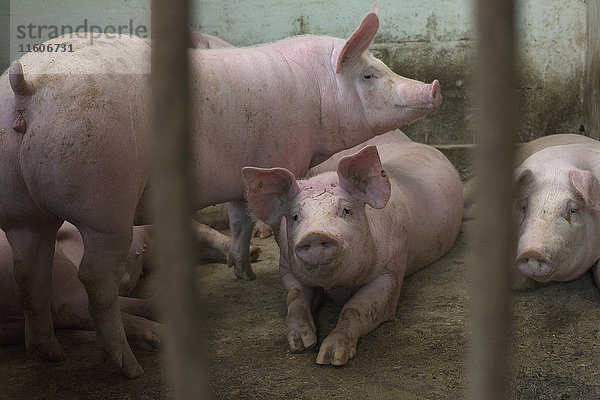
[
  {"left": 470, "top": 0, "right": 517, "bottom": 399},
  {"left": 151, "top": 0, "right": 208, "bottom": 398}
]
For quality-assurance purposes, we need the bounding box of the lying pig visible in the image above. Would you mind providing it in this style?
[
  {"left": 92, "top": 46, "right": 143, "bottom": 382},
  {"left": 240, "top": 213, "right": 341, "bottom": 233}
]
[
  {"left": 0, "top": 224, "right": 161, "bottom": 347},
  {"left": 0, "top": 5, "right": 441, "bottom": 376},
  {"left": 0, "top": 219, "right": 248, "bottom": 347},
  {"left": 243, "top": 131, "right": 463, "bottom": 365},
  {"left": 513, "top": 134, "right": 600, "bottom": 289}
]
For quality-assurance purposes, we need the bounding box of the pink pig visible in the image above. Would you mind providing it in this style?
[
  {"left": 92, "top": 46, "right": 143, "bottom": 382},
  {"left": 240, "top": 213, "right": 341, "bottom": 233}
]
[
  {"left": 0, "top": 5, "right": 441, "bottom": 376},
  {"left": 513, "top": 134, "right": 600, "bottom": 289},
  {"left": 243, "top": 130, "right": 462, "bottom": 365},
  {"left": 0, "top": 219, "right": 252, "bottom": 346}
]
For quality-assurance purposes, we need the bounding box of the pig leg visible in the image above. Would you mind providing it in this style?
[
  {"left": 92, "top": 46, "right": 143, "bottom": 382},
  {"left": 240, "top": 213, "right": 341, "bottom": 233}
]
[
  {"left": 53, "top": 286, "right": 162, "bottom": 350},
  {"left": 282, "top": 273, "right": 321, "bottom": 352},
  {"left": 280, "top": 245, "right": 324, "bottom": 352},
  {"left": 77, "top": 227, "right": 143, "bottom": 378},
  {"left": 226, "top": 200, "right": 257, "bottom": 280},
  {"left": 6, "top": 224, "right": 65, "bottom": 361},
  {"left": 191, "top": 219, "right": 261, "bottom": 264},
  {"left": 118, "top": 297, "right": 156, "bottom": 321},
  {"left": 120, "top": 312, "right": 163, "bottom": 351},
  {"left": 316, "top": 270, "right": 403, "bottom": 366}
]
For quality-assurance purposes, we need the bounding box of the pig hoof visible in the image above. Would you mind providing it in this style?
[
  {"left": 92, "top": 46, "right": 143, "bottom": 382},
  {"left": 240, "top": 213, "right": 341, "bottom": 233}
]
[
  {"left": 234, "top": 265, "right": 256, "bottom": 280},
  {"left": 26, "top": 334, "right": 66, "bottom": 362},
  {"left": 227, "top": 253, "right": 257, "bottom": 280},
  {"left": 316, "top": 333, "right": 357, "bottom": 366},
  {"left": 104, "top": 347, "right": 144, "bottom": 378},
  {"left": 249, "top": 245, "right": 262, "bottom": 262},
  {"left": 287, "top": 328, "right": 317, "bottom": 352}
]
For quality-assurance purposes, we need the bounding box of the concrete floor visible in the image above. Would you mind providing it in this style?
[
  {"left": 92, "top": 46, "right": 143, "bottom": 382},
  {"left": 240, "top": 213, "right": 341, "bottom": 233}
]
[{"left": 2, "top": 217, "right": 600, "bottom": 399}]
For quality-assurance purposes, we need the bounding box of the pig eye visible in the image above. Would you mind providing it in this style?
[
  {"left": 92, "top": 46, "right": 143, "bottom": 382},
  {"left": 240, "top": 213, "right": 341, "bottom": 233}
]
[
  {"left": 342, "top": 208, "right": 353, "bottom": 216},
  {"left": 292, "top": 214, "right": 299, "bottom": 222},
  {"left": 565, "top": 204, "right": 579, "bottom": 222},
  {"left": 516, "top": 200, "right": 527, "bottom": 223},
  {"left": 362, "top": 73, "right": 373, "bottom": 80}
]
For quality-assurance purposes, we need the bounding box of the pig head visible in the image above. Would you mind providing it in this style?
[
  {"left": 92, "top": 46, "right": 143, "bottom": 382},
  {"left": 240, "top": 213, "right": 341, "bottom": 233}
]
[
  {"left": 515, "top": 156, "right": 600, "bottom": 284},
  {"left": 243, "top": 146, "right": 390, "bottom": 289}
]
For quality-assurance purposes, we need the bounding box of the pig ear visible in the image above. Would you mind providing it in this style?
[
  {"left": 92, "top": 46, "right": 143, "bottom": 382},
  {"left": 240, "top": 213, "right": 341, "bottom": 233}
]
[
  {"left": 336, "top": 145, "right": 390, "bottom": 209},
  {"left": 335, "top": 9, "right": 380, "bottom": 74},
  {"left": 242, "top": 167, "right": 300, "bottom": 226},
  {"left": 514, "top": 168, "right": 534, "bottom": 189},
  {"left": 570, "top": 169, "right": 600, "bottom": 211}
]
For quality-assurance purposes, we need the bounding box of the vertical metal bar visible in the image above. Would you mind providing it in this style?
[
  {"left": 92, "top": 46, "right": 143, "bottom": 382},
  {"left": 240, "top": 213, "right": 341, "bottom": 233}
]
[
  {"left": 470, "top": 0, "right": 517, "bottom": 399},
  {"left": 585, "top": 0, "right": 600, "bottom": 140},
  {"left": 151, "top": 0, "right": 208, "bottom": 398}
]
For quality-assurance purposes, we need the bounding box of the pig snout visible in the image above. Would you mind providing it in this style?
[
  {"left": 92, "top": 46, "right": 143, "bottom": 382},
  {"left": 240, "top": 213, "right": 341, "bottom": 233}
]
[
  {"left": 395, "top": 79, "right": 442, "bottom": 110},
  {"left": 428, "top": 80, "right": 442, "bottom": 109},
  {"left": 516, "top": 248, "right": 554, "bottom": 278},
  {"left": 294, "top": 231, "right": 340, "bottom": 267}
]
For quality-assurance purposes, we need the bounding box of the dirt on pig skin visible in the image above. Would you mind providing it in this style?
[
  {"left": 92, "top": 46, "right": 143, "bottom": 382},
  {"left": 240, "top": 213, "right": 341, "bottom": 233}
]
[{"left": 2, "top": 213, "right": 600, "bottom": 399}]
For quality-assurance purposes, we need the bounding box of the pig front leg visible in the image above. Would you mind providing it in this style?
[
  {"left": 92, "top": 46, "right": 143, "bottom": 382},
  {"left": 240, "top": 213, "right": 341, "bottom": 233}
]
[
  {"left": 316, "top": 270, "right": 403, "bottom": 366},
  {"left": 281, "top": 259, "right": 323, "bottom": 352},
  {"left": 6, "top": 224, "right": 66, "bottom": 361},
  {"left": 227, "top": 200, "right": 257, "bottom": 280}
]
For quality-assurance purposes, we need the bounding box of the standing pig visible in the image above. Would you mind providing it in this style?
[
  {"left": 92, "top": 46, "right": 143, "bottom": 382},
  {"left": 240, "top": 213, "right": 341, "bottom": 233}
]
[
  {"left": 0, "top": 5, "right": 441, "bottom": 376},
  {"left": 242, "top": 132, "right": 462, "bottom": 365},
  {"left": 513, "top": 134, "right": 600, "bottom": 289},
  {"left": 186, "top": 30, "right": 273, "bottom": 270}
]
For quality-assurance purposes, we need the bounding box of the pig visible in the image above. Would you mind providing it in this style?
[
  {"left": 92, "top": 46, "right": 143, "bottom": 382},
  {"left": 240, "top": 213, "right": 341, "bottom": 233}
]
[
  {"left": 242, "top": 130, "right": 463, "bottom": 365},
  {"left": 513, "top": 134, "right": 600, "bottom": 290},
  {"left": 0, "top": 5, "right": 441, "bottom": 376},
  {"left": 1, "top": 218, "right": 249, "bottom": 346},
  {"left": 56, "top": 222, "right": 153, "bottom": 297},
  {"left": 0, "top": 223, "right": 162, "bottom": 348},
  {"left": 188, "top": 27, "right": 273, "bottom": 264}
]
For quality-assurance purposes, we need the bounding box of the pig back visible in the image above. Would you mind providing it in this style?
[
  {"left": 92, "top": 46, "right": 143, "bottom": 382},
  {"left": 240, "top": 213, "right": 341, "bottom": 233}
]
[
  {"left": 517, "top": 134, "right": 598, "bottom": 165},
  {"left": 378, "top": 142, "right": 463, "bottom": 274},
  {"left": 307, "top": 129, "right": 412, "bottom": 177}
]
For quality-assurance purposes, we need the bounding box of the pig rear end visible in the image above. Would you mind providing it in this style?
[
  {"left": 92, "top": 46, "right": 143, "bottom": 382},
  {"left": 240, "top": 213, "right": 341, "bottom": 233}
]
[{"left": 0, "top": 34, "right": 151, "bottom": 377}]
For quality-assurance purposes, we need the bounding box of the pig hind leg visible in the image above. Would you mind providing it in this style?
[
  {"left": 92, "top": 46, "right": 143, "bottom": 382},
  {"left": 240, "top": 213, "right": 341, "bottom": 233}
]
[
  {"left": 227, "top": 200, "right": 257, "bottom": 280},
  {"left": 5, "top": 223, "right": 65, "bottom": 361},
  {"left": 77, "top": 227, "right": 143, "bottom": 378}
]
